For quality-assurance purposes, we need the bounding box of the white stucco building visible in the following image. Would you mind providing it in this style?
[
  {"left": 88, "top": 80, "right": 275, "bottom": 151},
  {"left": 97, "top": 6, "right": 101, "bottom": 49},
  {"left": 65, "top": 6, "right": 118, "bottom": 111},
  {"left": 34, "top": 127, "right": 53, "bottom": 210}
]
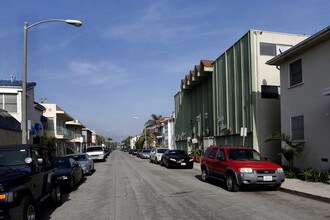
[{"left": 267, "top": 26, "right": 330, "bottom": 170}]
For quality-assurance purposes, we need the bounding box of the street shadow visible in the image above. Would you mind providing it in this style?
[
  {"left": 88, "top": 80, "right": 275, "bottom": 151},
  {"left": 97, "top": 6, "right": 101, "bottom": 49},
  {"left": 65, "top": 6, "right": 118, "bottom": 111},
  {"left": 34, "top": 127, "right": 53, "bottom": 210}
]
[
  {"left": 194, "top": 174, "right": 226, "bottom": 189},
  {"left": 37, "top": 190, "right": 72, "bottom": 219},
  {"left": 194, "top": 175, "right": 280, "bottom": 192}
]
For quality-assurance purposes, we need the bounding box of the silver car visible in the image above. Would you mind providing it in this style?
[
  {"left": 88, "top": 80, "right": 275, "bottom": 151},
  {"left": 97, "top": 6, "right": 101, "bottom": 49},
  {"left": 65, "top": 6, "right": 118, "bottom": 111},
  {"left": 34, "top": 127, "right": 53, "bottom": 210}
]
[
  {"left": 86, "top": 146, "right": 106, "bottom": 161},
  {"left": 149, "top": 148, "right": 168, "bottom": 164},
  {"left": 140, "top": 149, "right": 151, "bottom": 159},
  {"left": 67, "top": 153, "right": 95, "bottom": 175}
]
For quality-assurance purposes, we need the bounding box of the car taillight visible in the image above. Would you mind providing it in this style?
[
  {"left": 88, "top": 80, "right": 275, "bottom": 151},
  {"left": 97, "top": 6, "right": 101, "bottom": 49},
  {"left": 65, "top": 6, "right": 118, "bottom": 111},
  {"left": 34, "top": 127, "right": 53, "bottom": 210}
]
[{"left": 0, "top": 193, "right": 6, "bottom": 200}]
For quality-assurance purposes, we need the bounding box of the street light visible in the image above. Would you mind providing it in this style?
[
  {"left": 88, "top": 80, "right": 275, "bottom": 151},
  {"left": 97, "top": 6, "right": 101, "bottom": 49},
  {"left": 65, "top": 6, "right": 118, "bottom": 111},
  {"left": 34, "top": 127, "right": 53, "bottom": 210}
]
[{"left": 22, "top": 19, "right": 82, "bottom": 144}]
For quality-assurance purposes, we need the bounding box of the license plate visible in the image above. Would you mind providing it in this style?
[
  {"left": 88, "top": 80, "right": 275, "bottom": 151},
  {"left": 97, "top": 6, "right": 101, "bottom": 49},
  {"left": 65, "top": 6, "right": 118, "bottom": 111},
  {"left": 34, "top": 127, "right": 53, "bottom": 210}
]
[
  {"left": 181, "top": 163, "right": 186, "bottom": 166},
  {"left": 263, "top": 176, "right": 272, "bottom": 181}
]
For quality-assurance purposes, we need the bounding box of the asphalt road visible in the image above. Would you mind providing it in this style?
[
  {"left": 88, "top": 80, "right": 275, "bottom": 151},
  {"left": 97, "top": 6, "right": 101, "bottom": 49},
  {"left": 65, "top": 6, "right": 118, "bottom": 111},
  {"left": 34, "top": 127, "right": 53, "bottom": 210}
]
[{"left": 40, "top": 150, "right": 330, "bottom": 220}]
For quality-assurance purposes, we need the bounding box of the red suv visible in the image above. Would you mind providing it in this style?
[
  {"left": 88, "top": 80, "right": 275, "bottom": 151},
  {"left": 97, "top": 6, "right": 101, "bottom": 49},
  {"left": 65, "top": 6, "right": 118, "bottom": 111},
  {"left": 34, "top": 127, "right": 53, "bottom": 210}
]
[{"left": 200, "top": 146, "right": 285, "bottom": 192}]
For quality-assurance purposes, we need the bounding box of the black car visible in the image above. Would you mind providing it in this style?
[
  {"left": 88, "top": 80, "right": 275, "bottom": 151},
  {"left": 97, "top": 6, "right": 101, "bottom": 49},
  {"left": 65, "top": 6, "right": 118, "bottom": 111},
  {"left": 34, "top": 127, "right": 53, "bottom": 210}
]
[
  {"left": 131, "top": 149, "right": 139, "bottom": 155},
  {"left": 160, "top": 150, "right": 194, "bottom": 169},
  {"left": 52, "top": 157, "right": 83, "bottom": 191},
  {"left": 0, "top": 144, "right": 62, "bottom": 220}
]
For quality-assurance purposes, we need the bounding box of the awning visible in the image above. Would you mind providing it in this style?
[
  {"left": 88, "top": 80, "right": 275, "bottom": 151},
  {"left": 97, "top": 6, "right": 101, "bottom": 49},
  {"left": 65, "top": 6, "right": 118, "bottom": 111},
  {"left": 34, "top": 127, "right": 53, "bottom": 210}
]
[{"left": 40, "top": 115, "right": 48, "bottom": 122}]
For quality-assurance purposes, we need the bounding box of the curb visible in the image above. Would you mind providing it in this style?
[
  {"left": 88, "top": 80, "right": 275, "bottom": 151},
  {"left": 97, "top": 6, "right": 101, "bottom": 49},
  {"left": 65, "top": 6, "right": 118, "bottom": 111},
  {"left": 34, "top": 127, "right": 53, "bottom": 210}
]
[{"left": 279, "top": 187, "right": 330, "bottom": 204}]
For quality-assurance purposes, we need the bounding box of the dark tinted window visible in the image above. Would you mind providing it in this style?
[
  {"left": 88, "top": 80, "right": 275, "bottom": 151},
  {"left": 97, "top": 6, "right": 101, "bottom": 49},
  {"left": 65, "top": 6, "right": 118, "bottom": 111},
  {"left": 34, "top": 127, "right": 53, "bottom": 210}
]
[
  {"left": 217, "top": 150, "right": 225, "bottom": 160},
  {"left": 208, "top": 148, "right": 218, "bottom": 159},
  {"left": 203, "top": 147, "right": 212, "bottom": 156},
  {"left": 290, "top": 59, "right": 302, "bottom": 86},
  {"left": 291, "top": 116, "right": 304, "bottom": 140},
  {"left": 228, "top": 149, "right": 261, "bottom": 161},
  {"left": 260, "top": 43, "right": 276, "bottom": 56},
  {"left": 52, "top": 158, "right": 71, "bottom": 168},
  {"left": 261, "top": 85, "right": 279, "bottom": 99},
  {"left": 169, "top": 150, "right": 187, "bottom": 156}
]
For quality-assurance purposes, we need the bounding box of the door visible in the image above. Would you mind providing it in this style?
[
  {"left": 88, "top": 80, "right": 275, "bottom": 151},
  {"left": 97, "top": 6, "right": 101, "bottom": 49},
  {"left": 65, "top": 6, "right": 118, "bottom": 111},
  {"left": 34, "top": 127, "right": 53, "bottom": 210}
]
[{"left": 213, "top": 149, "right": 226, "bottom": 180}]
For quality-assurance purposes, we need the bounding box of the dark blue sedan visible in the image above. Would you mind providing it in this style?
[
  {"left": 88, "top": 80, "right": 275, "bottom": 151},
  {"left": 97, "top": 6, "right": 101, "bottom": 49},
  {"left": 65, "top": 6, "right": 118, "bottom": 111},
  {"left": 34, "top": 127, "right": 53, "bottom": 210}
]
[{"left": 51, "top": 157, "right": 83, "bottom": 191}]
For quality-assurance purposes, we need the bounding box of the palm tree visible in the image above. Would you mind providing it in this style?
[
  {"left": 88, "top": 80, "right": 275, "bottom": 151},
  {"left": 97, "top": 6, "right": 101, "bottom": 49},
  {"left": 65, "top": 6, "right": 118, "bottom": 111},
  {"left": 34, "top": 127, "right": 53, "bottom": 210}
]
[
  {"left": 265, "top": 131, "right": 304, "bottom": 170},
  {"left": 143, "top": 114, "right": 163, "bottom": 147},
  {"left": 144, "top": 114, "right": 163, "bottom": 128}
]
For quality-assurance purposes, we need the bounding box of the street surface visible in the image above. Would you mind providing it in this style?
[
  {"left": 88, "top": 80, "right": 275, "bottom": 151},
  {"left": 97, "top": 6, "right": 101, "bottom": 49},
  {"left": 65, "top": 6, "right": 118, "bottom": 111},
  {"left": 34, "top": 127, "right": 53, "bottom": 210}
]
[{"left": 40, "top": 150, "right": 330, "bottom": 220}]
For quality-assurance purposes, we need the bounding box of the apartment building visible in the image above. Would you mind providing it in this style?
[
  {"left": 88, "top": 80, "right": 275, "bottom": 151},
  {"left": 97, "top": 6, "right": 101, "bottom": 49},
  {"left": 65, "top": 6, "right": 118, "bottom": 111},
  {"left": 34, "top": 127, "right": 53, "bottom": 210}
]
[
  {"left": 267, "top": 26, "right": 330, "bottom": 169},
  {"left": 0, "top": 78, "right": 45, "bottom": 144},
  {"left": 174, "top": 30, "right": 308, "bottom": 164}
]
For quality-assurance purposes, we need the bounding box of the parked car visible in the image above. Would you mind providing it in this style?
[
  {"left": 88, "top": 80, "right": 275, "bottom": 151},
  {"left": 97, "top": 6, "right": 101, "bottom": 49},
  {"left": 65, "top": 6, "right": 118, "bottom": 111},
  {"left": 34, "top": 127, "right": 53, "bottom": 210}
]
[
  {"left": 200, "top": 146, "right": 285, "bottom": 192},
  {"left": 150, "top": 148, "right": 168, "bottom": 164},
  {"left": 0, "top": 144, "right": 62, "bottom": 220},
  {"left": 51, "top": 157, "right": 84, "bottom": 191},
  {"left": 136, "top": 149, "right": 143, "bottom": 158},
  {"left": 131, "top": 149, "right": 139, "bottom": 155},
  {"left": 140, "top": 149, "right": 151, "bottom": 159},
  {"left": 104, "top": 148, "right": 112, "bottom": 157},
  {"left": 86, "top": 146, "right": 106, "bottom": 161},
  {"left": 160, "top": 150, "right": 194, "bottom": 169},
  {"left": 66, "top": 153, "right": 94, "bottom": 175}
]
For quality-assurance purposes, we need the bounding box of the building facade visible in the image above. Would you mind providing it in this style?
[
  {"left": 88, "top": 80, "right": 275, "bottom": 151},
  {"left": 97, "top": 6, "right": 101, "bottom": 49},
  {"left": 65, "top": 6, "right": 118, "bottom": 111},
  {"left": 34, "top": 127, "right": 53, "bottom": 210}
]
[
  {"left": 0, "top": 78, "right": 45, "bottom": 144},
  {"left": 174, "top": 30, "right": 308, "bottom": 164},
  {"left": 267, "top": 26, "right": 330, "bottom": 170}
]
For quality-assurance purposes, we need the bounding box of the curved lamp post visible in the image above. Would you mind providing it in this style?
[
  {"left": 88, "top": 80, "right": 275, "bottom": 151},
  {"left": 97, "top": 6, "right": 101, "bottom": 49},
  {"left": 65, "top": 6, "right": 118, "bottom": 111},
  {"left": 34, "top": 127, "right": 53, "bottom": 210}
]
[{"left": 22, "top": 19, "right": 82, "bottom": 144}]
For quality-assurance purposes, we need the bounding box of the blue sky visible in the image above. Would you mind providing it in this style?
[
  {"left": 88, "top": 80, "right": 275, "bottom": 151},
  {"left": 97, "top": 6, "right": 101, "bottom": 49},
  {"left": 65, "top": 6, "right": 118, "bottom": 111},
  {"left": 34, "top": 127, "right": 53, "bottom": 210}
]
[{"left": 0, "top": 0, "right": 329, "bottom": 142}]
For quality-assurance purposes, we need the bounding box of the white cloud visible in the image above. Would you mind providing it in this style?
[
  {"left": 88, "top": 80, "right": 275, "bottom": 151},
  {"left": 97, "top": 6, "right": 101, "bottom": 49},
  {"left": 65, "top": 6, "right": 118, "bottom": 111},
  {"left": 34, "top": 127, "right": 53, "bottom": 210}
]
[
  {"left": 67, "top": 59, "right": 134, "bottom": 87},
  {"left": 101, "top": 1, "right": 218, "bottom": 44}
]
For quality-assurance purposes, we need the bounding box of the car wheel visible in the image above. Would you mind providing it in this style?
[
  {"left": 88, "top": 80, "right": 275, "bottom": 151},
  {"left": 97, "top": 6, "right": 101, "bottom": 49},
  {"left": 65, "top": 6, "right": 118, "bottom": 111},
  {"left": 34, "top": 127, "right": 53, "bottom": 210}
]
[
  {"left": 201, "top": 169, "right": 209, "bottom": 182},
  {"left": 225, "top": 173, "right": 239, "bottom": 192},
  {"left": 9, "top": 196, "right": 36, "bottom": 220},
  {"left": 166, "top": 161, "right": 171, "bottom": 169},
  {"left": 51, "top": 184, "right": 62, "bottom": 207}
]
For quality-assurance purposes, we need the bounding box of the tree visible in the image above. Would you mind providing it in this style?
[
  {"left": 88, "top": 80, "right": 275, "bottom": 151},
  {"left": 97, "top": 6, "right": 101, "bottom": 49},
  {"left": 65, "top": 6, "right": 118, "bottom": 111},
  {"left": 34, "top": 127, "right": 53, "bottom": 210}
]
[
  {"left": 144, "top": 114, "right": 163, "bottom": 128},
  {"left": 265, "top": 131, "right": 304, "bottom": 170},
  {"left": 143, "top": 114, "right": 163, "bottom": 147},
  {"left": 96, "top": 135, "right": 105, "bottom": 145}
]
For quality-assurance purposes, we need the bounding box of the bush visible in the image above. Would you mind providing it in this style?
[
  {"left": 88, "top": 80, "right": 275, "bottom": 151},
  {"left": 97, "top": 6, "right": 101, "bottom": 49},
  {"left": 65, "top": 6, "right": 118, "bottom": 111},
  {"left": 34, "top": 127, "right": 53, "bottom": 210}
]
[
  {"left": 296, "top": 168, "right": 330, "bottom": 182},
  {"left": 283, "top": 166, "right": 329, "bottom": 183},
  {"left": 298, "top": 168, "right": 314, "bottom": 181}
]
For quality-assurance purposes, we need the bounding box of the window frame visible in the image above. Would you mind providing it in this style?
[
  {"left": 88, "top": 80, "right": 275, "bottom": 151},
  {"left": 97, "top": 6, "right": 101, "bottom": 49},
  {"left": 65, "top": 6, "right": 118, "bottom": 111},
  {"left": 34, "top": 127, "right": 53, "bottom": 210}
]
[
  {"left": 289, "top": 59, "right": 303, "bottom": 87},
  {"left": 291, "top": 115, "right": 304, "bottom": 141},
  {"left": 0, "top": 93, "right": 18, "bottom": 112}
]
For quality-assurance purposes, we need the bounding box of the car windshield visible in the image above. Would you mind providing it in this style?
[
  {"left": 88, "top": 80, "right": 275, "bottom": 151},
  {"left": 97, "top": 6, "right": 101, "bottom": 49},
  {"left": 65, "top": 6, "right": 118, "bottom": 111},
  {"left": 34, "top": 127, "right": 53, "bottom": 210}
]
[
  {"left": 142, "top": 150, "right": 150, "bottom": 153},
  {"left": 0, "top": 149, "right": 28, "bottom": 166},
  {"left": 86, "top": 147, "right": 103, "bottom": 152},
  {"left": 228, "top": 149, "right": 262, "bottom": 161},
  {"left": 52, "top": 158, "right": 71, "bottom": 168},
  {"left": 69, "top": 155, "right": 87, "bottom": 161},
  {"left": 157, "top": 149, "right": 167, "bottom": 153},
  {"left": 169, "top": 150, "right": 187, "bottom": 156}
]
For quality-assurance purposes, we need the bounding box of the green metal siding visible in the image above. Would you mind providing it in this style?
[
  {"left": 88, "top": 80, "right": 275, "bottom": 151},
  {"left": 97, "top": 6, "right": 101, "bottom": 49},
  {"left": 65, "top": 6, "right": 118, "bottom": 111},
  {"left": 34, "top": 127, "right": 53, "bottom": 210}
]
[{"left": 212, "top": 32, "right": 253, "bottom": 147}]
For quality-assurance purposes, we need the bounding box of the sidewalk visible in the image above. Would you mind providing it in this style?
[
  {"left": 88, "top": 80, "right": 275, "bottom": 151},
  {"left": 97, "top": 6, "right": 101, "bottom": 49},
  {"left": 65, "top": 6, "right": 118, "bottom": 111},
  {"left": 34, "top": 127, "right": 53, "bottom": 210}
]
[{"left": 193, "top": 162, "right": 330, "bottom": 203}]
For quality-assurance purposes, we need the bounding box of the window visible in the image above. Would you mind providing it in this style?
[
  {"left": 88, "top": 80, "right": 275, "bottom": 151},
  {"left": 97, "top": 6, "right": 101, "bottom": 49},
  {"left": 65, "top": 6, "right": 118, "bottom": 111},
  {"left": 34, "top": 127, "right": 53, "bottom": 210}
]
[
  {"left": 291, "top": 116, "right": 304, "bottom": 141},
  {"left": 217, "top": 150, "right": 225, "bottom": 160},
  {"left": 261, "top": 85, "right": 279, "bottom": 99},
  {"left": 208, "top": 148, "right": 218, "bottom": 159},
  {"left": 260, "top": 43, "right": 292, "bottom": 56},
  {"left": 0, "top": 94, "right": 17, "bottom": 112},
  {"left": 260, "top": 43, "right": 276, "bottom": 56},
  {"left": 289, "top": 59, "right": 302, "bottom": 86}
]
